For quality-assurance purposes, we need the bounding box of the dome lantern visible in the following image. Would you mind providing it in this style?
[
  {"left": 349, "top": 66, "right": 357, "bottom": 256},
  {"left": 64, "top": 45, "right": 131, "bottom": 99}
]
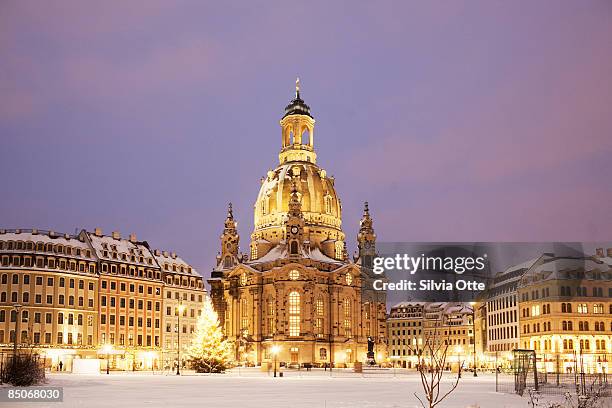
[{"left": 279, "top": 78, "right": 317, "bottom": 164}]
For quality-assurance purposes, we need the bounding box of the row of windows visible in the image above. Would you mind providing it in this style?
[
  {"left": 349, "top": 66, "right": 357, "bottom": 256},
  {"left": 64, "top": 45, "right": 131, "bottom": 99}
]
[
  {"left": 1, "top": 292, "right": 94, "bottom": 307},
  {"left": 522, "top": 302, "right": 609, "bottom": 317},
  {"left": 523, "top": 320, "right": 609, "bottom": 333},
  {"left": 489, "top": 326, "right": 518, "bottom": 341},
  {"left": 165, "top": 306, "right": 200, "bottom": 318},
  {"left": 100, "top": 332, "right": 159, "bottom": 347},
  {"left": 100, "top": 315, "right": 160, "bottom": 328},
  {"left": 390, "top": 321, "right": 422, "bottom": 328},
  {"left": 520, "top": 286, "right": 611, "bottom": 301},
  {"left": 0, "top": 240, "right": 92, "bottom": 258},
  {"left": 165, "top": 323, "right": 194, "bottom": 334},
  {"left": 0, "top": 330, "right": 94, "bottom": 346},
  {"left": 488, "top": 295, "right": 517, "bottom": 311},
  {"left": 489, "top": 310, "right": 518, "bottom": 326},
  {"left": 100, "top": 263, "right": 160, "bottom": 280},
  {"left": 529, "top": 339, "right": 608, "bottom": 352},
  {"left": 1, "top": 256, "right": 96, "bottom": 274},
  {"left": 165, "top": 291, "right": 203, "bottom": 302},
  {"left": 2, "top": 274, "right": 95, "bottom": 290},
  {"left": 100, "top": 296, "right": 161, "bottom": 311},
  {"left": 489, "top": 343, "right": 518, "bottom": 352}
]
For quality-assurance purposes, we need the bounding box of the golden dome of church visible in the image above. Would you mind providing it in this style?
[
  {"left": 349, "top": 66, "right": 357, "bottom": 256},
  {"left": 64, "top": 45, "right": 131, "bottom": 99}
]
[
  {"left": 208, "top": 79, "right": 387, "bottom": 368},
  {"left": 250, "top": 78, "right": 345, "bottom": 262}
]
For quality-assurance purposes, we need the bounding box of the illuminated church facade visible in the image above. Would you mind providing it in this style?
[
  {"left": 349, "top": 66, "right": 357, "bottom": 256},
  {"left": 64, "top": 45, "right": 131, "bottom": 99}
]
[{"left": 208, "top": 80, "right": 387, "bottom": 367}]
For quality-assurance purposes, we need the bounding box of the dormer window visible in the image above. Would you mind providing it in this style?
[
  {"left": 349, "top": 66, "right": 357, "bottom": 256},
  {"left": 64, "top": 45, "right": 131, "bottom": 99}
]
[{"left": 324, "top": 195, "right": 333, "bottom": 214}]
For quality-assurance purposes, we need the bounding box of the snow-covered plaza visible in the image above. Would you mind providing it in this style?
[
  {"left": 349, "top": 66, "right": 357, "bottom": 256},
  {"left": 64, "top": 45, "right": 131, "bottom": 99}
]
[{"left": 3, "top": 370, "right": 533, "bottom": 408}]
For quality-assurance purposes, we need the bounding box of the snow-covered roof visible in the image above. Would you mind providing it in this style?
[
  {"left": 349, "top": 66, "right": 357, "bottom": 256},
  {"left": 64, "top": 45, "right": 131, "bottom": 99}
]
[
  {"left": 249, "top": 243, "right": 343, "bottom": 266},
  {"left": 0, "top": 229, "right": 96, "bottom": 261},
  {"left": 518, "top": 256, "right": 611, "bottom": 286},
  {"left": 389, "top": 302, "right": 473, "bottom": 320},
  {"left": 502, "top": 256, "right": 542, "bottom": 275},
  {"left": 86, "top": 232, "right": 157, "bottom": 268},
  {"left": 153, "top": 249, "right": 200, "bottom": 277}
]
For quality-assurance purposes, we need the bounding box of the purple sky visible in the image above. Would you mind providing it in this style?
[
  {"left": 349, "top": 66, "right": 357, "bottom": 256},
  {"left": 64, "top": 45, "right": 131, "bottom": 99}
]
[{"left": 1, "top": 1, "right": 611, "bottom": 278}]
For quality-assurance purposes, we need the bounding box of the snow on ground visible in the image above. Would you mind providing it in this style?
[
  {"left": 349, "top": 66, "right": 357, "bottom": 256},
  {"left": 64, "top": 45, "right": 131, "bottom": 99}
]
[{"left": 4, "top": 370, "right": 531, "bottom": 408}]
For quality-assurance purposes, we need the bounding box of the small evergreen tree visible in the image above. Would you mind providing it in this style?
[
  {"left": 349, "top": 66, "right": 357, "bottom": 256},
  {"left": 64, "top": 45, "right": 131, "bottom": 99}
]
[{"left": 187, "top": 296, "right": 233, "bottom": 373}]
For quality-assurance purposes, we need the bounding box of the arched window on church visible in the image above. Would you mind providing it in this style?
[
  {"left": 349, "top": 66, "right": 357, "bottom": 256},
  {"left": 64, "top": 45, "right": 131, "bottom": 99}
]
[
  {"left": 300, "top": 128, "right": 310, "bottom": 146},
  {"left": 343, "top": 298, "right": 352, "bottom": 338},
  {"left": 241, "top": 298, "right": 249, "bottom": 336},
  {"left": 324, "top": 195, "right": 332, "bottom": 214},
  {"left": 224, "top": 256, "right": 232, "bottom": 268},
  {"left": 290, "top": 241, "right": 298, "bottom": 255},
  {"left": 267, "top": 298, "right": 275, "bottom": 336},
  {"left": 288, "top": 291, "right": 300, "bottom": 337},
  {"left": 315, "top": 296, "right": 324, "bottom": 337}
]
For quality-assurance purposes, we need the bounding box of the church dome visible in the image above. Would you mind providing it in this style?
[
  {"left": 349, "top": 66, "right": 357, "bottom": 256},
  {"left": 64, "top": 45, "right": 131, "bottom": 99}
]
[
  {"left": 249, "top": 79, "right": 345, "bottom": 260},
  {"left": 253, "top": 161, "right": 342, "bottom": 234}
]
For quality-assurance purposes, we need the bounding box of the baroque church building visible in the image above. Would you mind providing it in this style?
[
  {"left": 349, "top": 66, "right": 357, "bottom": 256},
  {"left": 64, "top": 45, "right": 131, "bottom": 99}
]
[{"left": 208, "top": 81, "right": 387, "bottom": 367}]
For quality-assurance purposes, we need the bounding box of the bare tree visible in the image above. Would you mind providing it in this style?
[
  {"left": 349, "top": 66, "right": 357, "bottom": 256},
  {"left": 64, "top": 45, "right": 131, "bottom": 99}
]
[{"left": 407, "top": 317, "right": 463, "bottom": 408}]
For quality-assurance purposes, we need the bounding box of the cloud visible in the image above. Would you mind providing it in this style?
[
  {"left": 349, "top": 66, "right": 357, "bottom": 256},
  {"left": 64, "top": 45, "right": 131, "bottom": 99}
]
[
  {"left": 62, "top": 38, "right": 219, "bottom": 102},
  {"left": 344, "top": 28, "right": 612, "bottom": 187}
]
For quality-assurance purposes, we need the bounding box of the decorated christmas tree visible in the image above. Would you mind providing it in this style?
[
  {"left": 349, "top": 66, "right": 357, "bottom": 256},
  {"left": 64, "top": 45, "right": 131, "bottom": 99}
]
[{"left": 187, "top": 296, "right": 234, "bottom": 373}]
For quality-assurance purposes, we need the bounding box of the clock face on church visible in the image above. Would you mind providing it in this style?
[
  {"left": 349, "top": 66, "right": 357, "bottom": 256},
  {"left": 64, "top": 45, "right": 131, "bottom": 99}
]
[{"left": 290, "top": 226, "right": 299, "bottom": 234}]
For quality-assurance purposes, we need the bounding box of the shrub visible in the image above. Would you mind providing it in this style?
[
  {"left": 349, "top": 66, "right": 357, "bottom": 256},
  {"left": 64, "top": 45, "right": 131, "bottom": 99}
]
[{"left": 2, "top": 355, "right": 46, "bottom": 386}]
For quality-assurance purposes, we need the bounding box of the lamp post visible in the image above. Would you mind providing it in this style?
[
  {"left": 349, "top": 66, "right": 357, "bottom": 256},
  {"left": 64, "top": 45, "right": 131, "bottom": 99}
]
[
  {"left": 176, "top": 302, "right": 186, "bottom": 375},
  {"left": 457, "top": 346, "right": 464, "bottom": 378},
  {"left": 12, "top": 304, "right": 23, "bottom": 358},
  {"left": 102, "top": 344, "right": 113, "bottom": 375},
  {"left": 271, "top": 345, "right": 280, "bottom": 378},
  {"left": 469, "top": 302, "right": 478, "bottom": 377}
]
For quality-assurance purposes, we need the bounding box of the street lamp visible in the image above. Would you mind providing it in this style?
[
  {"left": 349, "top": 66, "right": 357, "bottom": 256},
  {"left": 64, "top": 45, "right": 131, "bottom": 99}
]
[
  {"left": 102, "top": 344, "right": 113, "bottom": 375},
  {"left": 176, "top": 302, "right": 186, "bottom": 375},
  {"left": 271, "top": 345, "right": 280, "bottom": 378},
  {"left": 12, "top": 304, "right": 23, "bottom": 357},
  {"left": 456, "top": 345, "right": 464, "bottom": 378},
  {"left": 469, "top": 302, "right": 478, "bottom": 377}
]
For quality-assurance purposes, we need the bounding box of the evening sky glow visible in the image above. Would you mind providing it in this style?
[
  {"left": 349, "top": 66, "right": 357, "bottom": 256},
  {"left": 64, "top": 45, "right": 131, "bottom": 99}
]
[{"left": 1, "top": 1, "right": 611, "bottom": 277}]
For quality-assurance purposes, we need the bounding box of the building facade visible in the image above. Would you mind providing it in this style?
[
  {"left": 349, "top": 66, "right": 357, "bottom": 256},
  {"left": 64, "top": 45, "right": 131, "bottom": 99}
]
[
  {"left": 472, "top": 249, "right": 612, "bottom": 371},
  {"left": 208, "top": 82, "right": 387, "bottom": 368},
  {"left": 0, "top": 228, "right": 205, "bottom": 372},
  {"left": 517, "top": 252, "right": 611, "bottom": 373},
  {"left": 387, "top": 302, "right": 476, "bottom": 371}
]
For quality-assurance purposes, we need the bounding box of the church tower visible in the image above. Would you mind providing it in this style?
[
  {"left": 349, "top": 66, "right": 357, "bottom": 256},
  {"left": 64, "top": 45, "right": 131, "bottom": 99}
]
[
  {"left": 355, "top": 202, "right": 376, "bottom": 267},
  {"left": 217, "top": 202, "right": 240, "bottom": 269},
  {"left": 285, "top": 181, "right": 305, "bottom": 257}
]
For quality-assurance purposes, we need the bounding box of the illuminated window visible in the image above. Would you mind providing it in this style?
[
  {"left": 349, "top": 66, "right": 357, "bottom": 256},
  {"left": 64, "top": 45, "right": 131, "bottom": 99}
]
[
  {"left": 289, "top": 270, "right": 299, "bottom": 280},
  {"left": 335, "top": 241, "right": 344, "bottom": 259},
  {"left": 316, "top": 297, "right": 324, "bottom": 316},
  {"left": 240, "top": 273, "right": 248, "bottom": 286},
  {"left": 531, "top": 305, "right": 540, "bottom": 316},
  {"left": 288, "top": 291, "right": 300, "bottom": 337},
  {"left": 267, "top": 299, "right": 275, "bottom": 335},
  {"left": 593, "top": 304, "right": 604, "bottom": 314},
  {"left": 345, "top": 273, "right": 353, "bottom": 285},
  {"left": 324, "top": 195, "right": 332, "bottom": 214},
  {"left": 241, "top": 298, "right": 249, "bottom": 335},
  {"left": 577, "top": 303, "right": 588, "bottom": 314},
  {"left": 343, "top": 298, "right": 352, "bottom": 338}
]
